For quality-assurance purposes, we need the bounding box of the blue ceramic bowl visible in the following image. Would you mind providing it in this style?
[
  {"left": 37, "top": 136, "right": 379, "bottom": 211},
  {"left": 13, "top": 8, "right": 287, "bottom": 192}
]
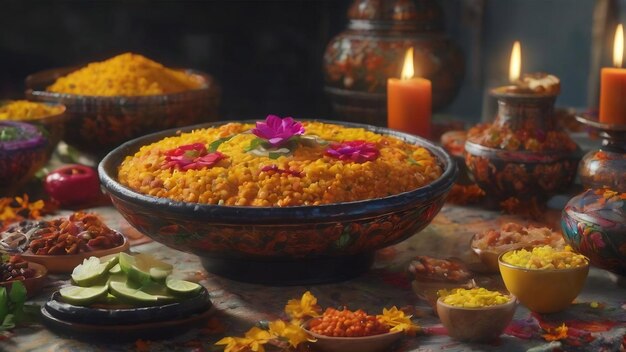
[
  {"left": 99, "top": 120, "right": 457, "bottom": 283},
  {"left": 561, "top": 189, "right": 626, "bottom": 276}
]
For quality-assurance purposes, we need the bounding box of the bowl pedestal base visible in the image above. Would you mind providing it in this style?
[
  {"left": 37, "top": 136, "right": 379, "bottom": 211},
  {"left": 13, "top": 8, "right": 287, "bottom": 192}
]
[{"left": 201, "top": 253, "right": 374, "bottom": 285}]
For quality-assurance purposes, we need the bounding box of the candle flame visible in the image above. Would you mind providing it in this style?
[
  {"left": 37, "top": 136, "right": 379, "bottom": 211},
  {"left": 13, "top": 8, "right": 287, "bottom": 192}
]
[
  {"left": 509, "top": 41, "right": 521, "bottom": 82},
  {"left": 401, "top": 47, "right": 414, "bottom": 80},
  {"left": 614, "top": 24, "right": 624, "bottom": 68}
]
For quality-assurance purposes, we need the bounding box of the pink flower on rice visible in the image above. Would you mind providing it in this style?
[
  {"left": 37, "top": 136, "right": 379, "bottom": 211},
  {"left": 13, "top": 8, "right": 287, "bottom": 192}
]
[
  {"left": 162, "top": 143, "right": 226, "bottom": 170},
  {"left": 325, "top": 140, "right": 380, "bottom": 163},
  {"left": 251, "top": 115, "right": 305, "bottom": 147}
]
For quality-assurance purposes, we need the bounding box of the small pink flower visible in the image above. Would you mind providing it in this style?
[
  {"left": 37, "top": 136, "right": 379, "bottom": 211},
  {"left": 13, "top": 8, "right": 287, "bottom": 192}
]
[
  {"left": 325, "top": 140, "right": 380, "bottom": 163},
  {"left": 162, "top": 143, "right": 226, "bottom": 170},
  {"left": 251, "top": 115, "right": 305, "bottom": 147}
]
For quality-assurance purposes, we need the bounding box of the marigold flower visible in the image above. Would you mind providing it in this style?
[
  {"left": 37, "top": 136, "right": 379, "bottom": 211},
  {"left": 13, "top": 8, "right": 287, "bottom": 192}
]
[
  {"left": 268, "top": 320, "right": 314, "bottom": 347},
  {"left": 376, "top": 306, "right": 419, "bottom": 335},
  {"left": 325, "top": 140, "right": 380, "bottom": 163},
  {"left": 251, "top": 115, "right": 304, "bottom": 147},
  {"left": 215, "top": 327, "right": 272, "bottom": 352},
  {"left": 285, "top": 291, "right": 321, "bottom": 321},
  {"left": 542, "top": 323, "right": 568, "bottom": 342}
]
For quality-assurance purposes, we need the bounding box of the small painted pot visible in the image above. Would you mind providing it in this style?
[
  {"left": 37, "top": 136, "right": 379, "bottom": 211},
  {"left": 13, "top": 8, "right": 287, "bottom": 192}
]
[
  {"left": 0, "top": 121, "right": 48, "bottom": 196},
  {"left": 561, "top": 188, "right": 626, "bottom": 276}
]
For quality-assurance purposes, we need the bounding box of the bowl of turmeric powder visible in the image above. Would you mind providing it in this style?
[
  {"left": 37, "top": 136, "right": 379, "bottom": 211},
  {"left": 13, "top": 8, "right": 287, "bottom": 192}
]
[
  {"left": 0, "top": 100, "right": 66, "bottom": 156},
  {"left": 25, "top": 53, "right": 220, "bottom": 155}
]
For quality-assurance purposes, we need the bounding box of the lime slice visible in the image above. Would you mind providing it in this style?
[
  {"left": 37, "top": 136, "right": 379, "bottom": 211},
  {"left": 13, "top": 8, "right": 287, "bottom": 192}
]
[
  {"left": 166, "top": 278, "right": 202, "bottom": 296},
  {"left": 60, "top": 285, "right": 108, "bottom": 306},
  {"left": 100, "top": 253, "right": 119, "bottom": 271},
  {"left": 71, "top": 257, "right": 109, "bottom": 287},
  {"left": 118, "top": 253, "right": 173, "bottom": 284},
  {"left": 109, "top": 263, "right": 122, "bottom": 275},
  {"left": 109, "top": 281, "right": 161, "bottom": 305}
]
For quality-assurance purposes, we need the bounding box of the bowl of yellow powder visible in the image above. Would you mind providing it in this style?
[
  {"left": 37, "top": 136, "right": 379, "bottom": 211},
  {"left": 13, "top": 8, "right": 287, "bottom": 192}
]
[
  {"left": 436, "top": 287, "right": 516, "bottom": 342},
  {"left": 25, "top": 53, "right": 220, "bottom": 155},
  {"left": 98, "top": 117, "right": 457, "bottom": 284},
  {"left": 0, "top": 100, "right": 66, "bottom": 156},
  {"left": 498, "top": 245, "right": 589, "bottom": 313}
]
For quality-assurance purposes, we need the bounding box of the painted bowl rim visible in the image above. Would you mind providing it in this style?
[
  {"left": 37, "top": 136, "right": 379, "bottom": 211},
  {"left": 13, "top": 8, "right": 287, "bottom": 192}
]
[
  {"left": 464, "top": 140, "right": 582, "bottom": 161},
  {"left": 25, "top": 66, "right": 218, "bottom": 102},
  {"left": 98, "top": 119, "right": 457, "bottom": 222},
  {"left": 497, "top": 250, "right": 590, "bottom": 273}
]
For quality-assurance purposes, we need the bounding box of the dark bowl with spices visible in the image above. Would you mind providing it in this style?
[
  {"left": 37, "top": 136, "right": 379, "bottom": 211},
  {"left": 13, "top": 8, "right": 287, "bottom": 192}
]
[
  {"left": 0, "top": 121, "right": 49, "bottom": 196},
  {"left": 25, "top": 66, "right": 220, "bottom": 156},
  {"left": 99, "top": 119, "right": 457, "bottom": 284}
]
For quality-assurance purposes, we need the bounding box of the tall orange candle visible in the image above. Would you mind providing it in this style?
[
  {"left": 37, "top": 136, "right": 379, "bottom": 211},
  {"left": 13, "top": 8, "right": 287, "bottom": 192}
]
[
  {"left": 600, "top": 24, "right": 626, "bottom": 125},
  {"left": 387, "top": 48, "right": 432, "bottom": 139}
]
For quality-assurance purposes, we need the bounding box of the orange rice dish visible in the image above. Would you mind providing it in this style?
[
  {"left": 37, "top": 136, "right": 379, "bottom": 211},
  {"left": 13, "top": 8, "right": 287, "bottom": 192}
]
[{"left": 117, "top": 121, "right": 443, "bottom": 206}]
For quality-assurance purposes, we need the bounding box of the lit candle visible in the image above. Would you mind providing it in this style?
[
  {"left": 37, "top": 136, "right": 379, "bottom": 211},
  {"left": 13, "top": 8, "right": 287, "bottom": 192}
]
[
  {"left": 387, "top": 48, "right": 432, "bottom": 139},
  {"left": 600, "top": 24, "right": 626, "bottom": 125}
]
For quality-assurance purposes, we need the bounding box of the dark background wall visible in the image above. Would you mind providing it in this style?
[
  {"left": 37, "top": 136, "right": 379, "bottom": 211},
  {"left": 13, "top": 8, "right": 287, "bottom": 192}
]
[{"left": 0, "top": 0, "right": 597, "bottom": 123}]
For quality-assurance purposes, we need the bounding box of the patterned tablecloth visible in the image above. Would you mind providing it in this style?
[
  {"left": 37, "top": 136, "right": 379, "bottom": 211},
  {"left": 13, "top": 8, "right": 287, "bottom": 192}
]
[{"left": 5, "top": 203, "right": 626, "bottom": 352}]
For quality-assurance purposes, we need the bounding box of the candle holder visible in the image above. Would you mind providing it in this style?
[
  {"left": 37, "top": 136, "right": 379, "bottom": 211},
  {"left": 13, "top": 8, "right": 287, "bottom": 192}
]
[
  {"left": 575, "top": 114, "right": 626, "bottom": 192},
  {"left": 464, "top": 88, "right": 581, "bottom": 204}
]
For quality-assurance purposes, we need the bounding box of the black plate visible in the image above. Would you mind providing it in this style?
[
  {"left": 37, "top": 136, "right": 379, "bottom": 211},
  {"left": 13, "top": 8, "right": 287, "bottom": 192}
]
[{"left": 44, "top": 286, "right": 211, "bottom": 325}]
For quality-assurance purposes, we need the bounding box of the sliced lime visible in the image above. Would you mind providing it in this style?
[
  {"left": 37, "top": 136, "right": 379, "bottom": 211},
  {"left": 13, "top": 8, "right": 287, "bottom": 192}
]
[
  {"left": 109, "top": 263, "right": 122, "bottom": 275},
  {"left": 109, "top": 281, "right": 161, "bottom": 305},
  {"left": 118, "top": 252, "right": 173, "bottom": 285},
  {"left": 100, "top": 253, "right": 119, "bottom": 271},
  {"left": 71, "top": 257, "right": 109, "bottom": 287},
  {"left": 166, "top": 278, "right": 202, "bottom": 296},
  {"left": 60, "top": 285, "right": 108, "bottom": 306}
]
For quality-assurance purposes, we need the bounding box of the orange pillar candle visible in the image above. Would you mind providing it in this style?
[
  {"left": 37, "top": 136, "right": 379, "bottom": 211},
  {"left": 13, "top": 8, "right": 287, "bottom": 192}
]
[
  {"left": 600, "top": 24, "right": 626, "bottom": 125},
  {"left": 387, "top": 48, "right": 432, "bottom": 139}
]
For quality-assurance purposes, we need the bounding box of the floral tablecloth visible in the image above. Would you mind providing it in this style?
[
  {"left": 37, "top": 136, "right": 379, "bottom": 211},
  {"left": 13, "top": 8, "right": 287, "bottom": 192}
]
[{"left": 5, "top": 203, "right": 626, "bottom": 352}]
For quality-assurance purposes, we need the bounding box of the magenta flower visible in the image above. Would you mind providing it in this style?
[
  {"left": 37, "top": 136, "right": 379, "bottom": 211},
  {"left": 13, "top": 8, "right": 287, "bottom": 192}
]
[
  {"left": 325, "top": 140, "right": 380, "bottom": 163},
  {"left": 251, "top": 115, "right": 305, "bottom": 147},
  {"left": 260, "top": 164, "right": 303, "bottom": 177},
  {"left": 162, "top": 143, "right": 227, "bottom": 170}
]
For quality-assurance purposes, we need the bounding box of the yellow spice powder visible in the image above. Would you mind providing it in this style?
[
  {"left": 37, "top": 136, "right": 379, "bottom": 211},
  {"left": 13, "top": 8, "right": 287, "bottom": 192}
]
[
  {"left": 502, "top": 245, "right": 587, "bottom": 270},
  {"left": 0, "top": 100, "right": 63, "bottom": 120},
  {"left": 47, "top": 53, "right": 203, "bottom": 96},
  {"left": 438, "top": 288, "right": 511, "bottom": 308}
]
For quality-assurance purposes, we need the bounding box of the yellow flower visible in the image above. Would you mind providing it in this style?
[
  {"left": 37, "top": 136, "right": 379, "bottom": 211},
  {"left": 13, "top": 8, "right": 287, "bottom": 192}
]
[
  {"left": 215, "top": 327, "right": 272, "bottom": 352},
  {"left": 285, "top": 291, "right": 321, "bottom": 320},
  {"left": 376, "top": 306, "right": 419, "bottom": 335},
  {"left": 268, "top": 320, "right": 314, "bottom": 347},
  {"left": 542, "top": 323, "right": 568, "bottom": 342}
]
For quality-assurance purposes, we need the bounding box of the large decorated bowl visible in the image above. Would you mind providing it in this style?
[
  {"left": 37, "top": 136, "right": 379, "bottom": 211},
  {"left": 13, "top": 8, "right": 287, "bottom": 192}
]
[
  {"left": 561, "top": 189, "right": 626, "bottom": 276},
  {"left": 99, "top": 119, "right": 456, "bottom": 284},
  {"left": 25, "top": 67, "right": 220, "bottom": 155}
]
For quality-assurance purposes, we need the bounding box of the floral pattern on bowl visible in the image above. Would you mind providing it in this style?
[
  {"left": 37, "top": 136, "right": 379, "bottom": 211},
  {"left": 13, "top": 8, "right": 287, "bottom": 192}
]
[{"left": 561, "top": 189, "right": 626, "bottom": 276}]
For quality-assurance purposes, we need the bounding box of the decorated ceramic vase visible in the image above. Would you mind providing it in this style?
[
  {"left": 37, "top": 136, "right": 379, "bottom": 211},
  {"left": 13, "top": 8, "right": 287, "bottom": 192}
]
[
  {"left": 0, "top": 121, "right": 48, "bottom": 196},
  {"left": 575, "top": 115, "right": 626, "bottom": 192},
  {"left": 464, "top": 89, "right": 581, "bottom": 203},
  {"left": 323, "top": 0, "right": 464, "bottom": 126},
  {"left": 561, "top": 189, "right": 626, "bottom": 276}
]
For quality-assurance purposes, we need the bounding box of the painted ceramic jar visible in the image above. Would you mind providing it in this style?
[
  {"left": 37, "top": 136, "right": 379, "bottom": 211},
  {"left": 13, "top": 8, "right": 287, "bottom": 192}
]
[
  {"left": 562, "top": 189, "right": 626, "bottom": 276},
  {"left": 575, "top": 115, "right": 626, "bottom": 192},
  {"left": 323, "top": 0, "right": 464, "bottom": 126},
  {"left": 464, "top": 89, "right": 581, "bottom": 202}
]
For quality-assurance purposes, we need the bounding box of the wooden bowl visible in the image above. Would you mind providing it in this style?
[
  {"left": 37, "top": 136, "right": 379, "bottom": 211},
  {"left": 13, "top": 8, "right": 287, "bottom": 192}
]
[
  {"left": 0, "top": 261, "right": 48, "bottom": 297},
  {"left": 304, "top": 325, "right": 402, "bottom": 352},
  {"left": 20, "top": 236, "right": 129, "bottom": 274},
  {"left": 436, "top": 296, "right": 517, "bottom": 342}
]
